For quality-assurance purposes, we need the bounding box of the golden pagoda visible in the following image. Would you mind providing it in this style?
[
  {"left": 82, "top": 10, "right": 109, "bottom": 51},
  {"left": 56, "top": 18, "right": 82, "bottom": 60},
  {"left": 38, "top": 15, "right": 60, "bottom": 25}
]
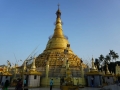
[
  {"left": 29, "top": 5, "right": 88, "bottom": 87},
  {"left": 35, "top": 5, "right": 85, "bottom": 78}
]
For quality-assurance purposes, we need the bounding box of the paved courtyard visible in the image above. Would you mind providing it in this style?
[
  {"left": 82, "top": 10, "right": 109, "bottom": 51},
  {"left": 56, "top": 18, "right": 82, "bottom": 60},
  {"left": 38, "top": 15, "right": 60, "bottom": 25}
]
[
  {"left": 30, "top": 85, "right": 120, "bottom": 90},
  {"left": 8, "top": 84, "right": 120, "bottom": 90}
]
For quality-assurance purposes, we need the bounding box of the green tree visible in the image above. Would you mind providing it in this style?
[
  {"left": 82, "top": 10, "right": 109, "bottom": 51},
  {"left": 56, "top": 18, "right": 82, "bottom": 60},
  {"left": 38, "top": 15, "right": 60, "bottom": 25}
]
[
  {"left": 104, "top": 55, "right": 111, "bottom": 64},
  {"left": 112, "top": 53, "right": 119, "bottom": 62},
  {"left": 109, "top": 50, "right": 115, "bottom": 62},
  {"left": 99, "top": 54, "right": 104, "bottom": 63}
]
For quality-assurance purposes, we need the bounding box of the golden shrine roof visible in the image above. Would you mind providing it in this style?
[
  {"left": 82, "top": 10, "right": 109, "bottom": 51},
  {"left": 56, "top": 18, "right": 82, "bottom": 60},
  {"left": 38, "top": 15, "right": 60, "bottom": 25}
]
[
  {"left": 0, "top": 71, "right": 12, "bottom": 76},
  {"left": 115, "top": 74, "right": 120, "bottom": 77},
  {"left": 86, "top": 71, "right": 103, "bottom": 75},
  {"left": 104, "top": 74, "right": 114, "bottom": 77},
  {"left": 24, "top": 70, "right": 41, "bottom": 75}
]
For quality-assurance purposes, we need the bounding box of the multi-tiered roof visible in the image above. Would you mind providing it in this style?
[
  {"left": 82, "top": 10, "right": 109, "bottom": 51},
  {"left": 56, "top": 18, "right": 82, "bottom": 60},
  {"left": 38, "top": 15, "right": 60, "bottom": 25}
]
[{"left": 35, "top": 6, "right": 86, "bottom": 77}]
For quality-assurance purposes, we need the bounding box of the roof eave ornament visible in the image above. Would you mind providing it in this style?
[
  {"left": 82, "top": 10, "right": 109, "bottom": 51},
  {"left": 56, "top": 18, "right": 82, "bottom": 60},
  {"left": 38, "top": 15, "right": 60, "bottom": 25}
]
[{"left": 56, "top": 4, "right": 61, "bottom": 18}]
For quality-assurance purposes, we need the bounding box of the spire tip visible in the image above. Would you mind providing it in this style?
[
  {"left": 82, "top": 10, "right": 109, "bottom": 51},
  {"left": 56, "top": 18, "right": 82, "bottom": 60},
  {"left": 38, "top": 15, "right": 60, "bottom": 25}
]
[{"left": 58, "top": 3, "right": 60, "bottom": 9}]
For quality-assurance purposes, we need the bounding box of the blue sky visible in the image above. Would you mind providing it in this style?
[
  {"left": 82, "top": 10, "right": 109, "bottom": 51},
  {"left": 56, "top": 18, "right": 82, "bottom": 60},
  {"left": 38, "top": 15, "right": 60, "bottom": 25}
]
[{"left": 0, "top": 0, "right": 120, "bottom": 65}]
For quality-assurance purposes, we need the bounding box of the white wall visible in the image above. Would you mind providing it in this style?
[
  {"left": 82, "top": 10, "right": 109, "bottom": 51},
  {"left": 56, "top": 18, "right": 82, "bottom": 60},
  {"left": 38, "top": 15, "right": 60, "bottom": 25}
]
[
  {"left": 28, "top": 75, "right": 40, "bottom": 87},
  {"left": 1, "top": 76, "right": 10, "bottom": 84},
  {"left": 104, "top": 76, "right": 114, "bottom": 84}
]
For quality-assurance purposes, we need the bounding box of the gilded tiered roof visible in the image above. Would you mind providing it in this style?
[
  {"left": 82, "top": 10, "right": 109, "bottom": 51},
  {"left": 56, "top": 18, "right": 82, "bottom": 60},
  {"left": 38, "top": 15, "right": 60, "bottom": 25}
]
[
  {"left": 35, "top": 6, "right": 84, "bottom": 77},
  {"left": 0, "top": 66, "right": 12, "bottom": 76}
]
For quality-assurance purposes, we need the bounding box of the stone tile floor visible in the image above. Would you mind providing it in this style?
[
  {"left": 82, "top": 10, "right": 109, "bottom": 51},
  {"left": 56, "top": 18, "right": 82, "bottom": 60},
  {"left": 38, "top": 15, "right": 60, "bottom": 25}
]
[{"left": 8, "top": 84, "right": 120, "bottom": 90}]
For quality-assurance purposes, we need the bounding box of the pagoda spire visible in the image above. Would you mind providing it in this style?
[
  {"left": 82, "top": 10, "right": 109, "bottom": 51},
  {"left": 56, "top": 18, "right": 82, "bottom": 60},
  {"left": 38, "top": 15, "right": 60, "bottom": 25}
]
[
  {"left": 91, "top": 57, "right": 97, "bottom": 71},
  {"left": 56, "top": 4, "right": 61, "bottom": 18},
  {"left": 52, "top": 4, "right": 64, "bottom": 38},
  {"left": 23, "top": 61, "right": 27, "bottom": 71},
  {"left": 30, "top": 57, "right": 36, "bottom": 71}
]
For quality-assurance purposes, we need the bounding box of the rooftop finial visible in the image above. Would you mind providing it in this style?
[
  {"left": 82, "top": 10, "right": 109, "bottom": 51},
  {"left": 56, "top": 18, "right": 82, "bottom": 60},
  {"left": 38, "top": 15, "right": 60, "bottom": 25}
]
[
  {"left": 58, "top": 3, "right": 60, "bottom": 9},
  {"left": 91, "top": 57, "right": 97, "bottom": 71},
  {"left": 56, "top": 4, "right": 61, "bottom": 18},
  {"left": 23, "top": 61, "right": 27, "bottom": 71},
  {"left": 52, "top": 4, "right": 64, "bottom": 38},
  {"left": 30, "top": 57, "right": 36, "bottom": 71}
]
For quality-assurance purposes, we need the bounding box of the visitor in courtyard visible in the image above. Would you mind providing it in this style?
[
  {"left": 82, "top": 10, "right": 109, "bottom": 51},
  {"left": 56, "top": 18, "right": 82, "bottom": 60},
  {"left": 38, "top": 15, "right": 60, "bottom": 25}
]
[
  {"left": 15, "top": 79, "right": 22, "bottom": 90},
  {"left": 91, "top": 76, "right": 94, "bottom": 87},
  {"left": 24, "top": 79, "right": 28, "bottom": 90},
  {"left": 24, "top": 79, "right": 26, "bottom": 86},
  {"left": 3, "top": 80, "right": 9, "bottom": 90},
  {"left": 50, "top": 79, "right": 53, "bottom": 90},
  {"left": 1, "top": 82, "right": 4, "bottom": 87}
]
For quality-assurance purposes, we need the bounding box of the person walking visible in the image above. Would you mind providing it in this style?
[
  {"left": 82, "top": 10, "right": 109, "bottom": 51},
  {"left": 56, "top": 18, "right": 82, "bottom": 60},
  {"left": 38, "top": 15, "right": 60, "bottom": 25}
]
[
  {"left": 91, "top": 76, "right": 94, "bottom": 87},
  {"left": 3, "top": 80, "right": 9, "bottom": 90},
  {"left": 15, "top": 79, "right": 23, "bottom": 90},
  {"left": 24, "top": 79, "right": 28, "bottom": 90},
  {"left": 50, "top": 79, "right": 53, "bottom": 90}
]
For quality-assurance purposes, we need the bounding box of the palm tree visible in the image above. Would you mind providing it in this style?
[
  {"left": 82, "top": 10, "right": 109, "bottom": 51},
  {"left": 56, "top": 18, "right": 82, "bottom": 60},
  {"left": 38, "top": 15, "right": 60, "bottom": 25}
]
[
  {"left": 112, "top": 53, "right": 119, "bottom": 62},
  {"left": 105, "top": 55, "right": 111, "bottom": 64},
  {"left": 99, "top": 54, "right": 104, "bottom": 63},
  {"left": 109, "top": 50, "right": 115, "bottom": 62}
]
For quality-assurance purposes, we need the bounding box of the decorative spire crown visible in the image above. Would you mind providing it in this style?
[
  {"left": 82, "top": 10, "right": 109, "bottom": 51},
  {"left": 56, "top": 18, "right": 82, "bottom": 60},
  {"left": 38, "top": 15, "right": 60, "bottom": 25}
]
[
  {"left": 56, "top": 4, "right": 61, "bottom": 18},
  {"left": 30, "top": 57, "right": 36, "bottom": 71},
  {"left": 23, "top": 61, "right": 27, "bottom": 71},
  {"left": 52, "top": 4, "right": 64, "bottom": 38}
]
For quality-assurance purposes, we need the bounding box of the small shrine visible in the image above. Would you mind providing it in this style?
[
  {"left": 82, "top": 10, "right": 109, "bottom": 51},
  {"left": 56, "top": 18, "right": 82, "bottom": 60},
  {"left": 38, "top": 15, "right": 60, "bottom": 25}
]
[
  {"left": 24, "top": 57, "right": 41, "bottom": 87},
  {"left": 86, "top": 57, "right": 103, "bottom": 87},
  {"left": 0, "top": 66, "right": 12, "bottom": 85},
  {"left": 103, "top": 64, "right": 114, "bottom": 85}
]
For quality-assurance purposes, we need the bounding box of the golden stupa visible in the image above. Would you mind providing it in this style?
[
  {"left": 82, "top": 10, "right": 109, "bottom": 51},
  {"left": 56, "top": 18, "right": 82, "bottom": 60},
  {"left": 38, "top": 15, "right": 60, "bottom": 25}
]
[{"left": 35, "top": 6, "right": 85, "bottom": 77}]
